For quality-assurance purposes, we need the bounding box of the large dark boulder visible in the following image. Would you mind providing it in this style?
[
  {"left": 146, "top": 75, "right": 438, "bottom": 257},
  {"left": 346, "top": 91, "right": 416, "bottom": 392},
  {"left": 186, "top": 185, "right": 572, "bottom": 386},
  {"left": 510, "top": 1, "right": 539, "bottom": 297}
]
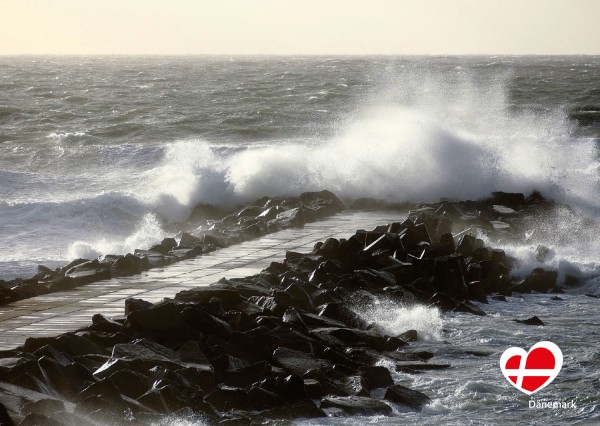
[
  {"left": 360, "top": 366, "right": 394, "bottom": 389},
  {"left": 513, "top": 316, "right": 544, "bottom": 326},
  {"left": 0, "top": 401, "right": 13, "bottom": 426},
  {"left": 113, "top": 254, "right": 150, "bottom": 276},
  {"left": 272, "top": 347, "right": 332, "bottom": 376},
  {"left": 384, "top": 384, "right": 431, "bottom": 410},
  {"left": 64, "top": 260, "right": 111, "bottom": 284},
  {"left": 489, "top": 192, "right": 525, "bottom": 209},
  {"left": 126, "top": 301, "right": 184, "bottom": 332},
  {"left": 320, "top": 395, "right": 392, "bottom": 416}
]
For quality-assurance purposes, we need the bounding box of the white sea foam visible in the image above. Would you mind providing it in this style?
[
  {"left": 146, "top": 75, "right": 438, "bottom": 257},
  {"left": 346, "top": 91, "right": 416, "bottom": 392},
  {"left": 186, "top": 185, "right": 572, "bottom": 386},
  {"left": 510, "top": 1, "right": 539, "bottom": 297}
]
[
  {"left": 351, "top": 297, "right": 443, "bottom": 341},
  {"left": 4, "top": 67, "right": 600, "bottom": 284},
  {"left": 478, "top": 204, "right": 600, "bottom": 293},
  {"left": 46, "top": 131, "right": 88, "bottom": 141},
  {"left": 126, "top": 71, "right": 600, "bottom": 290},
  {"left": 139, "top": 72, "right": 599, "bottom": 211},
  {"left": 68, "top": 213, "right": 166, "bottom": 259}
]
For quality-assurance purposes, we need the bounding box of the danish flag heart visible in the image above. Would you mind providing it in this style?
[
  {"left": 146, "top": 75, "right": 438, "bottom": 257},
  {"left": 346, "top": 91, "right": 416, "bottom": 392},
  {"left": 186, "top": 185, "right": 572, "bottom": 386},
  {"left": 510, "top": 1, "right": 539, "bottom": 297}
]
[{"left": 500, "top": 341, "right": 563, "bottom": 395}]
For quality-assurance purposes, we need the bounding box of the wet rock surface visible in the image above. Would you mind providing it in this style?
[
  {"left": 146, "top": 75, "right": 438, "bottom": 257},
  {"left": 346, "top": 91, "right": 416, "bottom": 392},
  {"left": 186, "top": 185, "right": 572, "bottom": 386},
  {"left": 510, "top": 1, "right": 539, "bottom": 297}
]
[
  {"left": 0, "top": 190, "right": 576, "bottom": 424},
  {"left": 0, "top": 190, "right": 345, "bottom": 308}
]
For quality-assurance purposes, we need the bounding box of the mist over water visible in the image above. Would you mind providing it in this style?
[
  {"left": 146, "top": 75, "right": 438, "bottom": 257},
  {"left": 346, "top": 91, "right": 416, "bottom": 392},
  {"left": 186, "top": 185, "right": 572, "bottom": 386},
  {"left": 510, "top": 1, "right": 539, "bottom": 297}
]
[{"left": 0, "top": 56, "right": 599, "bottom": 281}]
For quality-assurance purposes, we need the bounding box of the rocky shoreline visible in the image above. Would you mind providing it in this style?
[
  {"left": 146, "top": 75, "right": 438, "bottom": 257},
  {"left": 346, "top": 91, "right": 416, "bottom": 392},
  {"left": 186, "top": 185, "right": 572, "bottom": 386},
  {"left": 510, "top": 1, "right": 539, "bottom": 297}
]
[
  {"left": 0, "top": 190, "right": 346, "bottom": 308},
  {"left": 0, "top": 190, "right": 579, "bottom": 425}
]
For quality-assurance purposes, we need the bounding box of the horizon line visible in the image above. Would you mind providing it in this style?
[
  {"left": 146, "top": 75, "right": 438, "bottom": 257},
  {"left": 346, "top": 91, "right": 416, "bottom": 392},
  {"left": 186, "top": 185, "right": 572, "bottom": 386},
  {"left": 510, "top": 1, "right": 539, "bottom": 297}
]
[{"left": 1, "top": 53, "right": 599, "bottom": 57}]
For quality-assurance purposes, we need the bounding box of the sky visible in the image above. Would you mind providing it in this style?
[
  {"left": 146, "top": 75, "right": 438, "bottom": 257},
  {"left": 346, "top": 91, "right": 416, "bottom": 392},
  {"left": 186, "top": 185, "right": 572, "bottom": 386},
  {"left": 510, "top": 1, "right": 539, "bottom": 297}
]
[{"left": 1, "top": 0, "right": 599, "bottom": 55}]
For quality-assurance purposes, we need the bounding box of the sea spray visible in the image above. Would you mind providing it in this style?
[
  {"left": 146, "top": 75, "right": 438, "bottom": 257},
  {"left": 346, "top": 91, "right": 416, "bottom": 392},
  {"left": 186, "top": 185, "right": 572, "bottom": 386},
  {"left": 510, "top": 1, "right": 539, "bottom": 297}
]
[
  {"left": 477, "top": 203, "right": 600, "bottom": 294},
  {"left": 350, "top": 297, "right": 444, "bottom": 342},
  {"left": 138, "top": 67, "right": 599, "bottom": 211},
  {"left": 3, "top": 56, "right": 600, "bottom": 283},
  {"left": 68, "top": 213, "right": 166, "bottom": 260}
]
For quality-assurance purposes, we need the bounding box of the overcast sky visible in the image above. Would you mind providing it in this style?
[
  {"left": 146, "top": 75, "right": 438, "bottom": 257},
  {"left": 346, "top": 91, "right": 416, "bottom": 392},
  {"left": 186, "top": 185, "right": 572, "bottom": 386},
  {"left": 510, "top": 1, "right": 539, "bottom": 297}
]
[{"left": 1, "top": 0, "right": 599, "bottom": 55}]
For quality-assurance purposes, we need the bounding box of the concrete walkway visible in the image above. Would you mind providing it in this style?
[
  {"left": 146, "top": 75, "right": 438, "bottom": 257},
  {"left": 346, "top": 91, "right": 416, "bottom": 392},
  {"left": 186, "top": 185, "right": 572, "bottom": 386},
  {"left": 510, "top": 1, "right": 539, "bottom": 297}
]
[{"left": 0, "top": 211, "right": 403, "bottom": 350}]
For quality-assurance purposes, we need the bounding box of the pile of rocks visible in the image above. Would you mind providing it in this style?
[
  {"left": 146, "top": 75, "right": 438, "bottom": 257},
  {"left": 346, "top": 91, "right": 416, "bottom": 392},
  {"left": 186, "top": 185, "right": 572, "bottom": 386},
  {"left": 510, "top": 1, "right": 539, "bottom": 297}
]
[
  {"left": 0, "top": 190, "right": 573, "bottom": 424},
  {"left": 356, "top": 190, "right": 567, "bottom": 295},
  {"left": 0, "top": 192, "right": 538, "bottom": 425},
  {"left": 0, "top": 190, "right": 345, "bottom": 308}
]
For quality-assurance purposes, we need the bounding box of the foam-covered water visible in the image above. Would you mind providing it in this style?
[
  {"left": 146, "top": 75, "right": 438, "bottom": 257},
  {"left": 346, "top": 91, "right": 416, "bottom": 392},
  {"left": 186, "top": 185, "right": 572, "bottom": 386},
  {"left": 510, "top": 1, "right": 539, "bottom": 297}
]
[
  {"left": 1, "top": 56, "right": 599, "bottom": 285},
  {"left": 297, "top": 293, "right": 600, "bottom": 426}
]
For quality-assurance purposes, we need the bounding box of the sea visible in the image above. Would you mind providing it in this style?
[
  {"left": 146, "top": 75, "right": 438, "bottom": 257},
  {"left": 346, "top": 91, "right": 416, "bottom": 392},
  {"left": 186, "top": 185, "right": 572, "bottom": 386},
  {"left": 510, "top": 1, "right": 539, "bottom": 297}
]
[{"left": 1, "top": 56, "right": 599, "bottom": 424}]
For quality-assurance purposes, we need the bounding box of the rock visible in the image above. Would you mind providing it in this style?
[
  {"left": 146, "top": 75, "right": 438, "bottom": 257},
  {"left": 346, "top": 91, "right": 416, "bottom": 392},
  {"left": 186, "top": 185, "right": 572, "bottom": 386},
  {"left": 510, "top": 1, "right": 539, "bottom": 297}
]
[
  {"left": 137, "top": 384, "right": 185, "bottom": 413},
  {"left": 318, "top": 303, "right": 368, "bottom": 330},
  {"left": 202, "top": 233, "right": 228, "bottom": 248},
  {"left": 0, "top": 286, "right": 18, "bottom": 305},
  {"left": 467, "top": 281, "right": 488, "bottom": 304},
  {"left": 513, "top": 316, "right": 544, "bottom": 326},
  {"left": 37, "top": 355, "right": 93, "bottom": 399},
  {"left": 178, "top": 232, "right": 203, "bottom": 248},
  {"left": 384, "top": 384, "right": 431, "bottom": 410},
  {"left": 113, "top": 253, "right": 150, "bottom": 276},
  {"left": 64, "top": 260, "right": 111, "bottom": 283},
  {"left": 182, "top": 306, "right": 233, "bottom": 338},
  {"left": 204, "top": 386, "right": 249, "bottom": 412},
  {"left": 17, "top": 413, "right": 59, "bottom": 426},
  {"left": 457, "top": 234, "right": 477, "bottom": 256},
  {"left": 106, "top": 369, "right": 151, "bottom": 399},
  {"left": 258, "top": 206, "right": 284, "bottom": 221},
  {"left": 299, "top": 190, "right": 345, "bottom": 214},
  {"left": 397, "top": 330, "right": 418, "bottom": 342},
  {"left": 394, "top": 362, "right": 450, "bottom": 373},
  {"left": 0, "top": 401, "right": 13, "bottom": 426},
  {"left": 455, "top": 301, "right": 486, "bottom": 316},
  {"left": 317, "top": 238, "right": 340, "bottom": 257},
  {"left": 272, "top": 347, "right": 332, "bottom": 376},
  {"left": 360, "top": 366, "right": 394, "bottom": 389},
  {"left": 219, "top": 360, "right": 271, "bottom": 388},
  {"left": 320, "top": 395, "right": 392, "bottom": 416},
  {"left": 20, "top": 398, "right": 65, "bottom": 417},
  {"left": 274, "top": 207, "right": 305, "bottom": 228},
  {"left": 585, "top": 293, "right": 600, "bottom": 298},
  {"left": 247, "top": 385, "right": 285, "bottom": 408},
  {"left": 126, "top": 301, "right": 184, "bottom": 332},
  {"left": 149, "top": 237, "right": 178, "bottom": 255},
  {"left": 265, "top": 399, "right": 326, "bottom": 420},
  {"left": 564, "top": 274, "right": 580, "bottom": 287},
  {"left": 236, "top": 205, "right": 263, "bottom": 218},
  {"left": 175, "top": 285, "right": 247, "bottom": 304},
  {"left": 491, "top": 294, "right": 507, "bottom": 302},
  {"left": 489, "top": 192, "right": 525, "bottom": 209},
  {"left": 332, "top": 375, "right": 369, "bottom": 396},
  {"left": 279, "top": 375, "right": 305, "bottom": 400}
]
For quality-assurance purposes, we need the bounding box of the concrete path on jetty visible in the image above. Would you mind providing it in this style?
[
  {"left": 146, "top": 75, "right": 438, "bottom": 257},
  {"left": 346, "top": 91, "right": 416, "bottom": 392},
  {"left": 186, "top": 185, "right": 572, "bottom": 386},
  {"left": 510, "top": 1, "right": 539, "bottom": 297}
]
[{"left": 0, "top": 211, "right": 403, "bottom": 350}]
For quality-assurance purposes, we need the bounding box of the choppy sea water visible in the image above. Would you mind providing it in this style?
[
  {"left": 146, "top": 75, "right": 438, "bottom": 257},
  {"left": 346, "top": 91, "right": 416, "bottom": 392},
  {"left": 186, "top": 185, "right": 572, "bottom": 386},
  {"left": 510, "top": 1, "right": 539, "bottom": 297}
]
[
  {"left": 300, "top": 293, "right": 600, "bottom": 425},
  {"left": 1, "top": 56, "right": 600, "bottom": 424},
  {"left": 1, "top": 56, "right": 600, "bottom": 282}
]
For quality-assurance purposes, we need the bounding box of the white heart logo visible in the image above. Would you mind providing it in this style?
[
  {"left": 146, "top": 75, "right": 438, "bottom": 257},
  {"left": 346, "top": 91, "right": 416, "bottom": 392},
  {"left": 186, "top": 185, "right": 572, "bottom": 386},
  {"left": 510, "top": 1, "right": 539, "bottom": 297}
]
[{"left": 500, "top": 341, "right": 563, "bottom": 395}]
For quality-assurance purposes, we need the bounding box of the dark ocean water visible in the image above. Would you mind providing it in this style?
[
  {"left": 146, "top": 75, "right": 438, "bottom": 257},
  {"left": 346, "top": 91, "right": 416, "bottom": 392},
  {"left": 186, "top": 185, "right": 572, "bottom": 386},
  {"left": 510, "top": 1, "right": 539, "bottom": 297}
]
[{"left": 1, "top": 56, "right": 600, "bottom": 424}]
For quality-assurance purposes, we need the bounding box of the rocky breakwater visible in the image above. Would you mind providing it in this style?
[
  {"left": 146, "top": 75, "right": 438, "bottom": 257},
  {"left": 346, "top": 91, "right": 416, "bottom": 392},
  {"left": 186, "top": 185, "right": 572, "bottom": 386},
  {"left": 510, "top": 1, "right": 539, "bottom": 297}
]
[
  {"left": 0, "top": 190, "right": 578, "bottom": 424},
  {"left": 0, "top": 193, "right": 546, "bottom": 425},
  {"left": 356, "top": 190, "right": 573, "bottom": 295},
  {"left": 0, "top": 190, "right": 345, "bottom": 308}
]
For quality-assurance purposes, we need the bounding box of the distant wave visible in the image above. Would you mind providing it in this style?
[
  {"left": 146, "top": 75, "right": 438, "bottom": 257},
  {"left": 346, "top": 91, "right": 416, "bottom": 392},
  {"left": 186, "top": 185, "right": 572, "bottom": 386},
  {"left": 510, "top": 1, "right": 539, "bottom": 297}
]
[{"left": 46, "top": 131, "right": 88, "bottom": 141}]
